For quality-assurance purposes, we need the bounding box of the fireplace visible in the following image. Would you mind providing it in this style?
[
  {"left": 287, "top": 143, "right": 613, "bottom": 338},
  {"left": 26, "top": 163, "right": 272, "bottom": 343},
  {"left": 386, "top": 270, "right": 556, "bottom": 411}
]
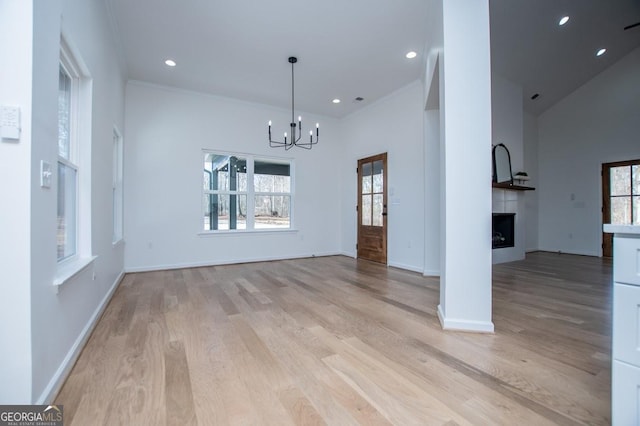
[{"left": 492, "top": 213, "right": 515, "bottom": 249}]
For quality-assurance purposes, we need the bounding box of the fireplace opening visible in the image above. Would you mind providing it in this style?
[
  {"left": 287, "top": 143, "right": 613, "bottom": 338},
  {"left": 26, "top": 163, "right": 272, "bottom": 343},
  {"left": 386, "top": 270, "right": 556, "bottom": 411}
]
[{"left": 492, "top": 213, "right": 515, "bottom": 249}]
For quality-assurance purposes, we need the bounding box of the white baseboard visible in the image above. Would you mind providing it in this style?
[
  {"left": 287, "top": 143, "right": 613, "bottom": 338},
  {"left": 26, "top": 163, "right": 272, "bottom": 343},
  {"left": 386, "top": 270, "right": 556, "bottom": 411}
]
[
  {"left": 388, "top": 261, "right": 423, "bottom": 274},
  {"left": 437, "top": 304, "right": 494, "bottom": 333},
  {"left": 36, "top": 271, "right": 125, "bottom": 404},
  {"left": 422, "top": 269, "right": 440, "bottom": 277},
  {"left": 340, "top": 250, "right": 356, "bottom": 258},
  {"left": 536, "top": 247, "right": 600, "bottom": 257},
  {"left": 124, "top": 252, "right": 343, "bottom": 273}
]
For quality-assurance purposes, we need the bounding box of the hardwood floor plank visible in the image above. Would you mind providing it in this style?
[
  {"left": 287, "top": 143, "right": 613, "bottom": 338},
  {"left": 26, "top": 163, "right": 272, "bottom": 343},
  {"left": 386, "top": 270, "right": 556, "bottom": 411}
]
[
  {"left": 54, "top": 252, "right": 612, "bottom": 425},
  {"left": 165, "top": 340, "right": 197, "bottom": 426}
]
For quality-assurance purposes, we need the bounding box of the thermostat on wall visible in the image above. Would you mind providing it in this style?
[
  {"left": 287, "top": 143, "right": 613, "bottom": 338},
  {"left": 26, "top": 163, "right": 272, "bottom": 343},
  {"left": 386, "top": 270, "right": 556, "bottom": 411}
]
[{"left": 1, "top": 105, "right": 21, "bottom": 140}]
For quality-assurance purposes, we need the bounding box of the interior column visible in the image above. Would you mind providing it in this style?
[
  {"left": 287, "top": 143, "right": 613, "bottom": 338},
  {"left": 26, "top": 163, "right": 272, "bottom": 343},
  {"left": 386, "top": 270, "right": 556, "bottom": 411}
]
[{"left": 438, "top": 0, "right": 494, "bottom": 332}]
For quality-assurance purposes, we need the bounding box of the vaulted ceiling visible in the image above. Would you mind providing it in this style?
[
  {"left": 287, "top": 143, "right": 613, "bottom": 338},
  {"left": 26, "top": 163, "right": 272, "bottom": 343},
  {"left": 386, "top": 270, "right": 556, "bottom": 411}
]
[{"left": 106, "top": 0, "right": 640, "bottom": 118}]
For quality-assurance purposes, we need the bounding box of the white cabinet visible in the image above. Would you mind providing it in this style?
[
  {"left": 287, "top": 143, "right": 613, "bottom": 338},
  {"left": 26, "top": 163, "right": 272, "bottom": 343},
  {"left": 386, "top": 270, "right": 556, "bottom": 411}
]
[
  {"left": 612, "top": 360, "right": 640, "bottom": 426},
  {"left": 606, "top": 225, "right": 640, "bottom": 426}
]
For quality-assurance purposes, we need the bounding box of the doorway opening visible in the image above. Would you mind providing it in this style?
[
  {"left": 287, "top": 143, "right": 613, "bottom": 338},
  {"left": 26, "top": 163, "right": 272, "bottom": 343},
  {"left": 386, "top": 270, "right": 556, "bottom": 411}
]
[
  {"left": 602, "top": 159, "right": 640, "bottom": 257},
  {"left": 357, "top": 153, "right": 388, "bottom": 264}
]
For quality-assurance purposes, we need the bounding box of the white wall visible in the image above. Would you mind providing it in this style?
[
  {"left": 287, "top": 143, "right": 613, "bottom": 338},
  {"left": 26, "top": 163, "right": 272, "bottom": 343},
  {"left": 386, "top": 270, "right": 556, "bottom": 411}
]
[
  {"left": 491, "top": 73, "right": 523, "bottom": 173},
  {"left": 124, "top": 82, "right": 342, "bottom": 271},
  {"left": 422, "top": 2, "right": 443, "bottom": 276},
  {"left": 339, "top": 81, "right": 425, "bottom": 273},
  {"left": 538, "top": 47, "right": 640, "bottom": 256},
  {"left": 490, "top": 73, "right": 528, "bottom": 264},
  {"left": 523, "top": 111, "right": 539, "bottom": 252},
  {"left": 0, "top": 0, "right": 34, "bottom": 403},
  {"left": 0, "top": 0, "right": 124, "bottom": 404}
]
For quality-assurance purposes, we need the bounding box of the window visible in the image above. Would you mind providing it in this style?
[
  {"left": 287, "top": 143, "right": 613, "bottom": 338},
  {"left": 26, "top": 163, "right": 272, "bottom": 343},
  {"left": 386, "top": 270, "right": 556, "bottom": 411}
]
[
  {"left": 112, "top": 127, "right": 124, "bottom": 243},
  {"left": 57, "top": 60, "right": 78, "bottom": 261},
  {"left": 203, "top": 152, "right": 292, "bottom": 231},
  {"left": 55, "top": 35, "right": 93, "bottom": 282}
]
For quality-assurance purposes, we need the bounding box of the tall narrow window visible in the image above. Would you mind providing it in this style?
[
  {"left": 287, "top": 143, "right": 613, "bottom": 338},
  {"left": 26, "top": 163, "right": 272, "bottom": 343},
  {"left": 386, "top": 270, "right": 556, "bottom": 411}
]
[
  {"left": 203, "top": 154, "right": 248, "bottom": 231},
  {"left": 254, "top": 160, "right": 291, "bottom": 229},
  {"left": 112, "top": 127, "right": 124, "bottom": 243},
  {"left": 57, "top": 63, "right": 78, "bottom": 261},
  {"left": 55, "top": 35, "right": 93, "bottom": 283}
]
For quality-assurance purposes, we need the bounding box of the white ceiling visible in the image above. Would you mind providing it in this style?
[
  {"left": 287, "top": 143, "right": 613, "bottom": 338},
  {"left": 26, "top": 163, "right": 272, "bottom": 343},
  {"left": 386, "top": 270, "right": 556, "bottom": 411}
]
[{"left": 107, "top": 0, "right": 640, "bottom": 118}]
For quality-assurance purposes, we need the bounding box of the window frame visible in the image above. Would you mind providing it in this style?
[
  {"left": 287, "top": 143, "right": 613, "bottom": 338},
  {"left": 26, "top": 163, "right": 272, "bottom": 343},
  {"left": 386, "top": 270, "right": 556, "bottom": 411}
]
[
  {"left": 54, "top": 34, "right": 95, "bottom": 287},
  {"left": 201, "top": 150, "right": 295, "bottom": 233},
  {"left": 57, "top": 49, "right": 81, "bottom": 263}
]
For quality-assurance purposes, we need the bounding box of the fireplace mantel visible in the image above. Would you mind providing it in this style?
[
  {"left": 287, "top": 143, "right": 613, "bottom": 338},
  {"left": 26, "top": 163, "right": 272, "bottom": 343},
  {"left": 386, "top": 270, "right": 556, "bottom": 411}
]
[{"left": 492, "top": 182, "right": 535, "bottom": 191}]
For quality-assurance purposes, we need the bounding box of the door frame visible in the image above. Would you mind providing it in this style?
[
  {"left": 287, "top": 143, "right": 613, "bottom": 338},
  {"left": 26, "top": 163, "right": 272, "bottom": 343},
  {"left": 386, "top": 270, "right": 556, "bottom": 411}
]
[
  {"left": 602, "top": 159, "right": 640, "bottom": 257},
  {"left": 357, "top": 152, "right": 388, "bottom": 264}
]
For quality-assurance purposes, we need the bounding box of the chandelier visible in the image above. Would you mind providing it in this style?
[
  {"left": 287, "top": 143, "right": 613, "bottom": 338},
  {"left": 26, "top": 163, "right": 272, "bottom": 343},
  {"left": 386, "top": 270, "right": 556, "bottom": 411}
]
[{"left": 268, "top": 57, "right": 319, "bottom": 150}]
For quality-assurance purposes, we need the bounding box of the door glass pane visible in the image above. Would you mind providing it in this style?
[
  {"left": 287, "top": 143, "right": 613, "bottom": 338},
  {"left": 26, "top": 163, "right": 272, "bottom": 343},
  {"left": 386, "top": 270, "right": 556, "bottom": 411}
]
[
  {"left": 362, "top": 194, "right": 372, "bottom": 226},
  {"left": 57, "top": 162, "right": 77, "bottom": 260},
  {"left": 255, "top": 195, "right": 290, "bottom": 229},
  {"left": 373, "top": 194, "right": 383, "bottom": 226},
  {"left": 362, "top": 162, "right": 372, "bottom": 194},
  {"left": 611, "top": 196, "right": 631, "bottom": 225},
  {"left": 634, "top": 196, "right": 639, "bottom": 224},
  {"left": 633, "top": 165, "right": 640, "bottom": 195},
  {"left": 373, "top": 160, "right": 384, "bottom": 193},
  {"left": 611, "top": 166, "right": 631, "bottom": 196}
]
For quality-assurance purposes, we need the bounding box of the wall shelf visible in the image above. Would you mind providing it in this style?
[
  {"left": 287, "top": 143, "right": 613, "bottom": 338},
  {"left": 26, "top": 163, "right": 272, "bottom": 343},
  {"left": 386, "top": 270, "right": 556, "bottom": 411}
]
[{"left": 492, "top": 182, "right": 535, "bottom": 191}]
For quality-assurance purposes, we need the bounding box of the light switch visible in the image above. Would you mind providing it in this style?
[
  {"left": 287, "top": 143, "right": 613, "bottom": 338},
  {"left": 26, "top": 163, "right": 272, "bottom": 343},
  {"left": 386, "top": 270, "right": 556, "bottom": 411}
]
[
  {"left": 41, "top": 161, "right": 52, "bottom": 188},
  {"left": 1, "top": 105, "right": 21, "bottom": 140}
]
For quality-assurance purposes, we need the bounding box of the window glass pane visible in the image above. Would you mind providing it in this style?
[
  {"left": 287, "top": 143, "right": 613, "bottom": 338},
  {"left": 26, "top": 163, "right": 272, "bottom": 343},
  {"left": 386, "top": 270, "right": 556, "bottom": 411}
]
[
  {"left": 373, "top": 194, "right": 384, "bottom": 226},
  {"left": 611, "top": 166, "right": 631, "bottom": 196},
  {"left": 611, "top": 196, "right": 631, "bottom": 225},
  {"left": 254, "top": 160, "right": 290, "bottom": 193},
  {"left": 205, "top": 194, "right": 246, "bottom": 230},
  {"left": 57, "top": 162, "right": 77, "bottom": 260},
  {"left": 633, "top": 165, "right": 640, "bottom": 196},
  {"left": 203, "top": 154, "right": 246, "bottom": 192},
  {"left": 58, "top": 66, "right": 72, "bottom": 160},
  {"left": 372, "top": 160, "right": 384, "bottom": 193},
  {"left": 634, "top": 196, "right": 639, "bottom": 224},
  {"left": 362, "top": 162, "right": 372, "bottom": 194},
  {"left": 362, "top": 194, "right": 372, "bottom": 226},
  {"left": 255, "top": 195, "right": 290, "bottom": 229}
]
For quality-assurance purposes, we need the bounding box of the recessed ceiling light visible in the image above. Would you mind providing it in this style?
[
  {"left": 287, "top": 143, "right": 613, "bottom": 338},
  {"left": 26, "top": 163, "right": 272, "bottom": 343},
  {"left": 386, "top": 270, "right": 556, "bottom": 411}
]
[
  {"left": 332, "top": 99, "right": 341, "bottom": 104},
  {"left": 406, "top": 51, "right": 417, "bottom": 59},
  {"left": 596, "top": 48, "right": 607, "bottom": 57},
  {"left": 558, "top": 16, "right": 570, "bottom": 26},
  {"left": 165, "top": 59, "right": 176, "bottom": 67}
]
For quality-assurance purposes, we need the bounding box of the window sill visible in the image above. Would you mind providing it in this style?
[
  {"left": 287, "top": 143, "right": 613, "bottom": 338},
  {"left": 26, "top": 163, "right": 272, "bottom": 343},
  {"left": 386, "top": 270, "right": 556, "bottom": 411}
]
[
  {"left": 198, "top": 229, "right": 298, "bottom": 237},
  {"left": 53, "top": 255, "right": 97, "bottom": 287},
  {"left": 112, "top": 238, "right": 125, "bottom": 248}
]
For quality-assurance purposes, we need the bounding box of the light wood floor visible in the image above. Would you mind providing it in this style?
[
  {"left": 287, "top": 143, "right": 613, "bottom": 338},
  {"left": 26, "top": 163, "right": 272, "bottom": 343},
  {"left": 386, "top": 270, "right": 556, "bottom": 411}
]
[{"left": 55, "top": 252, "right": 612, "bottom": 425}]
